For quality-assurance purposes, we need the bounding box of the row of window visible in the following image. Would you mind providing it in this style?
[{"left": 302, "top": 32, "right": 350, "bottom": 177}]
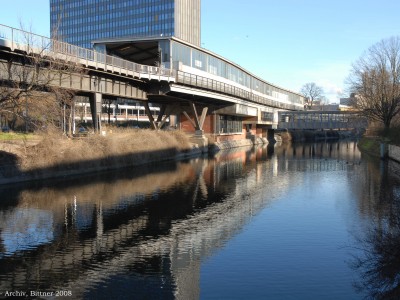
[
  {"left": 51, "top": 1, "right": 174, "bottom": 18},
  {"left": 60, "top": 22, "right": 173, "bottom": 36},
  {"left": 216, "top": 115, "right": 243, "bottom": 134},
  {"left": 261, "top": 112, "right": 274, "bottom": 122},
  {"left": 168, "top": 41, "right": 303, "bottom": 105},
  {"left": 51, "top": 0, "right": 174, "bottom": 11},
  {"left": 53, "top": 12, "right": 174, "bottom": 23},
  {"left": 59, "top": 20, "right": 174, "bottom": 31},
  {"left": 54, "top": 20, "right": 175, "bottom": 34}
]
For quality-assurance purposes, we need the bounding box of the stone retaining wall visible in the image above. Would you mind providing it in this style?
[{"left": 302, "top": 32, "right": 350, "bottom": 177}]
[
  {"left": 210, "top": 139, "right": 254, "bottom": 152},
  {"left": 389, "top": 144, "right": 400, "bottom": 163}
]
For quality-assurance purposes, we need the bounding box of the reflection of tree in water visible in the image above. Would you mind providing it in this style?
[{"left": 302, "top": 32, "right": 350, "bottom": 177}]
[
  {"left": 352, "top": 161, "right": 400, "bottom": 300},
  {"left": 352, "top": 218, "right": 400, "bottom": 299}
]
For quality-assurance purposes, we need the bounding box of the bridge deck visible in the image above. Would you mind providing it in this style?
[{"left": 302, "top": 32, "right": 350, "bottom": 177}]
[{"left": 278, "top": 111, "right": 368, "bottom": 130}]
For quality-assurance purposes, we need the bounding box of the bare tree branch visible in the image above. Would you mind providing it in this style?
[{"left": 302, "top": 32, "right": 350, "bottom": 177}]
[
  {"left": 0, "top": 25, "right": 83, "bottom": 131},
  {"left": 348, "top": 36, "right": 400, "bottom": 130}
]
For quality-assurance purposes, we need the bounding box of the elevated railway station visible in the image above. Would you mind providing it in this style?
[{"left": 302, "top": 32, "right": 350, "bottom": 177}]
[
  {"left": 0, "top": 24, "right": 306, "bottom": 145},
  {"left": 0, "top": 24, "right": 367, "bottom": 148}
]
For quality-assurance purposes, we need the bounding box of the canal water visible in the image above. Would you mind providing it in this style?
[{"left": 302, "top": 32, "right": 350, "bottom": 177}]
[{"left": 0, "top": 141, "right": 399, "bottom": 300}]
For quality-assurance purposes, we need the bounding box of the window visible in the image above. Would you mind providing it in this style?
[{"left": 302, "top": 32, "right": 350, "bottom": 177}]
[{"left": 217, "top": 115, "right": 243, "bottom": 134}]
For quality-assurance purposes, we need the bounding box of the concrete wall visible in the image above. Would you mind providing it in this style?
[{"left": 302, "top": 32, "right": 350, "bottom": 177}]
[
  {"left": 389, "top": 144, "right": 400, "bottom": 163},
  {"left": 215, "top": 132, "right": 246, "bottom": 142},
  {"left": 180, "top": 114, "right": 213, "bottom": 133}
]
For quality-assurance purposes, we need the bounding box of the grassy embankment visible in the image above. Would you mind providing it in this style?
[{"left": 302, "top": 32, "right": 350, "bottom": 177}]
[
  {"left": 358, "top": 126, "right": 400, "bottom": 157},
  {"left": 0, "top": 128, "right": 192, "bottom": 174}
]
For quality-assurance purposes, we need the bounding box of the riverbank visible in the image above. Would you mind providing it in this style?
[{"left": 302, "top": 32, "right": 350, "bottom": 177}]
[
  {"left": 357, "top": 137, "right": 381, "bottom": 157},
  {"left": 358, "top": 136, "right": 400, "bottom": 163},
  {"left": 357, "top": 135, "right": 400, "bottom": 181},
  {"left": 0, "top": 128, "right": 364, "bottom": 185},
  {"left": 356, "top": 126, "right": 400, "bottom": 159},
  {"left": 0, "top": 128, "right": 199, "bottom": 185}
]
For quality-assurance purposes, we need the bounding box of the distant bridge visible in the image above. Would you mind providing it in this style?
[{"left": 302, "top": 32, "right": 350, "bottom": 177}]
[{"left": 278, "top": 111, "right": 368, "bottom": 130}]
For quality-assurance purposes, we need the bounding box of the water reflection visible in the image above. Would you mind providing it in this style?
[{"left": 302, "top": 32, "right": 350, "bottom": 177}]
[
  {"left": 350, "top": 159, "right": 400, "bottom": 300},
  {"left": 0, "top": 140, "right": 397, "bottom": 299}
]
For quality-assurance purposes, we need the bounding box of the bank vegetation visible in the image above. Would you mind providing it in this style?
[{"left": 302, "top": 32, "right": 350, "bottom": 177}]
[
  {"left": 0, "top": 128, "right": 193, "bottom": 182},
  {"left": 0, "top": 25, "right": 82, "bottom": 134},
  {"left": 358, "top": 123, "right": 400, "bottom": 157}
]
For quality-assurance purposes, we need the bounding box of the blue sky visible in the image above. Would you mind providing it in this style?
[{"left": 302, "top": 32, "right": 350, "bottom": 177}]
[{"left": 1, "top": 0, "right": 400, "bottom": 102}]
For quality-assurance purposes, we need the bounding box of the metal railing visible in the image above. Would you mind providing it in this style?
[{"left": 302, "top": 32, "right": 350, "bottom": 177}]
[
  {"left": 176, "top": 71, "right": 303, "bottom": 111},
  {"left": 278, "top": 111, "right": 368, "bottom": 130},
  {"left": 0, "top": 24, "right": 304, "bottom": 111},
  {"left": 0, "top": 24, "right": 175, "bottom": 79}
]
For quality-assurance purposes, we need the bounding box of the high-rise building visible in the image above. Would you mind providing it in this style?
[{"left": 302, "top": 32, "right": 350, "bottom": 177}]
[{"left": 50, "top": 0, "right": 201, "bottom": 49}]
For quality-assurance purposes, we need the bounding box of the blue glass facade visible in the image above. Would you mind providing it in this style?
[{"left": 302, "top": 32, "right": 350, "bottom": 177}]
[{"left": 50, "top": 0, "right": 200, "bottom": 49}]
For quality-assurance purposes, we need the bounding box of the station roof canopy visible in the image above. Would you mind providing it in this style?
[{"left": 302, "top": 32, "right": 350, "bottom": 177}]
[{"left": 92, "top": 36, "right": 170, "bottom": 65}]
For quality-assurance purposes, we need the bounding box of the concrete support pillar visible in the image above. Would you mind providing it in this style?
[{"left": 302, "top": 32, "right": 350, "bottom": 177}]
[
  {"left": 182, "top": 102, "right": 208, "bottom": 132},
  {"left": 89, "top": 92, "right": 102, "bottom": 133},
  {"left": 182, "top": 101, "right": 209, "bottom": 152},
  {"left": 155, "top": 104, "right": 170, "bottom": 129},
  {"left": 144, "top": 103, "right": 171, "bottom": 130},
  {"left": 144, "top": 102, "right": 157, "bottom": 130},
  {"left": 191, "top": 131, "right": 209, "bottom": 152}
]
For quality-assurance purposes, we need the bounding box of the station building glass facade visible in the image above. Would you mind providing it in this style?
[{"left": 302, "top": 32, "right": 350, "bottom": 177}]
[
  {"left": 154, "top": 39, "right": 304, "bottom": 108},
  {"left": 50, "top": 0, "right": 304, "bottom": 131},
  {"left": 50, "top": 0, "right": 201, "bottom": 49}
]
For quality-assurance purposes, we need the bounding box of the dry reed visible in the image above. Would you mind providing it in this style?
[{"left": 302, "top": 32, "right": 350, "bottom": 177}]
[{"left": 20, "top": 128, "right": 192, "bottom": 171}]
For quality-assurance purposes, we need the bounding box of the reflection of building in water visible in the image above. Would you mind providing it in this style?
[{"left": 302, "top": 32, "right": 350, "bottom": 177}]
[
  {"left": 275, "top": 141, "right": 361, "bottom": 162},
  {"left": 0, "top": 142, "right": 363, "bottom": 298},
  {"left": 349, "top": 157, "right": 400, "bottom": 222}
]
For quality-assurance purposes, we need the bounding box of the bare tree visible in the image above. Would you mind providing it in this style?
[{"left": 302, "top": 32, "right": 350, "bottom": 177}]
[
  {"left": 0, "top": 24, "right": 81, "bottom": 132},
  {"left": 348, "top": 36, "right": 400, "bottom": 130},
  {"left": 300, "top": 82, "right": 324, "bottom": 108}
]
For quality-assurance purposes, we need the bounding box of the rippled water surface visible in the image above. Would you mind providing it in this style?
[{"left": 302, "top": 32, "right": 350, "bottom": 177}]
[{"left": 1, "top": 141, "right": 400, "bottom": 300}]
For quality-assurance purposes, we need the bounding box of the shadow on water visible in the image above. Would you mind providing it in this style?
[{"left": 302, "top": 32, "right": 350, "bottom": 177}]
[
  {"left": 0, "top": 146, "right": 186, "bottom": 187},
  {"left": 3, "top": 139, "right": 397, "bottom": 299},
  {"left": 0, "top": 143, "right": 269, "bottom": 297},
  {"left": 0, "top": 161, "right": 186, "bottom": 217},
  {"left": 349, "top": 159, "right": 400, "bottom": 300},
  {"left": 0, "top": 143, "right": 274, "bottom": 293}
]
